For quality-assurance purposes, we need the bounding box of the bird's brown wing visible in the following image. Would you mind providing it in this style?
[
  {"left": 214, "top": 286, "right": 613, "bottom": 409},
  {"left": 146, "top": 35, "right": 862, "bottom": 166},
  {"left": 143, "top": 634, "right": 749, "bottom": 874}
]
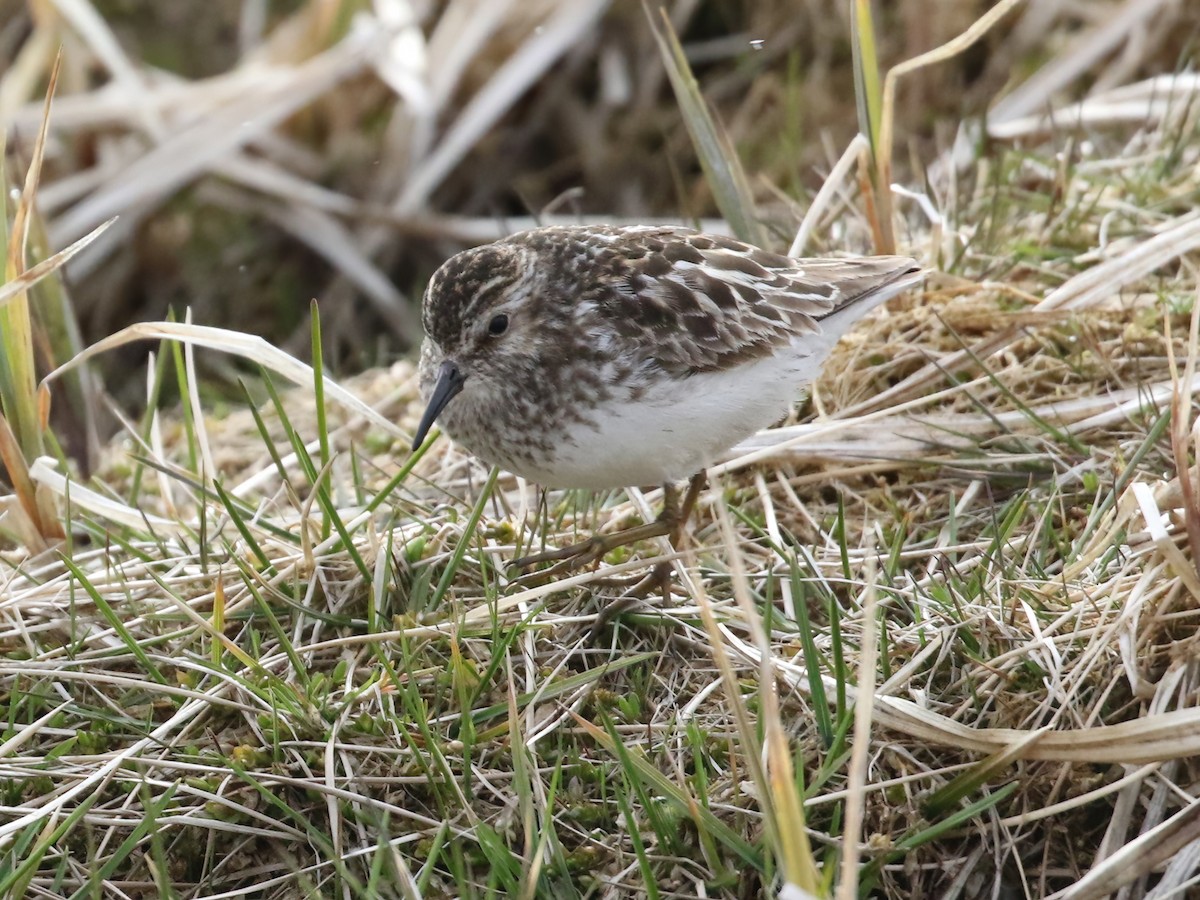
[{"left": 590, "top": 226, "right": 918, "bottom": 377}]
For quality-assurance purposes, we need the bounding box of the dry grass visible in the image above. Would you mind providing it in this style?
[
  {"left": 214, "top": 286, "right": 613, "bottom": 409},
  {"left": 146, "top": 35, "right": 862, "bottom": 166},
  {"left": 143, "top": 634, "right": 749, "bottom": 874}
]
[{"left": 3, "top": 1, "right": 1200, "bottom": 898}]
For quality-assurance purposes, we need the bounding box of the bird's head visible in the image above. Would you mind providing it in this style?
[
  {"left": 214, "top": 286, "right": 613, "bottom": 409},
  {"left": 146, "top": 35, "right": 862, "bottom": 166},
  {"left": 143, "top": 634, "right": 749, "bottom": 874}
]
[{"left": 411, "top": 242, "right": 543, "bottom": 451}]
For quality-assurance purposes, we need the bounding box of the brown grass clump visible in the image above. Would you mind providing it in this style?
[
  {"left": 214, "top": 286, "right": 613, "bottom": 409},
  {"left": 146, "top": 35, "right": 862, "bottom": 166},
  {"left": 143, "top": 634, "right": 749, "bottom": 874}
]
[{"left": 3, "top": 1, "right": 1200, "bottom": 898}]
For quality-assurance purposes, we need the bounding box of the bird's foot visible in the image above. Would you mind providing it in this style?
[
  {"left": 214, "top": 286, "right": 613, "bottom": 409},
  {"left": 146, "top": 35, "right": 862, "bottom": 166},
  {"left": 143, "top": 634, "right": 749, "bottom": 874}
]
[
  {"left": 510, "top": 472, "right": 707, "bottom": 588},
  {"left": 511, "top": 519, "right": 673, "bottom": 584}
]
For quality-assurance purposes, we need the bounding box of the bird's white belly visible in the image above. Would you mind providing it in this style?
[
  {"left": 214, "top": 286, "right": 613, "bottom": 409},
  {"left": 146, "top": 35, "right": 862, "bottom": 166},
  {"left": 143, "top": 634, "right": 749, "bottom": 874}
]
[{"left": 515, "top": 349, "right": 822, "bottom": 489}]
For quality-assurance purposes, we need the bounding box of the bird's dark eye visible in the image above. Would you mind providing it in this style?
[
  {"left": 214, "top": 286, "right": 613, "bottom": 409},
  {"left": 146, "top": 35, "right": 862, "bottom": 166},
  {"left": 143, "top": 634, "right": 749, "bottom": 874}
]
[{"left": 487, "top": 314, "right": 509, "bottom": 336}]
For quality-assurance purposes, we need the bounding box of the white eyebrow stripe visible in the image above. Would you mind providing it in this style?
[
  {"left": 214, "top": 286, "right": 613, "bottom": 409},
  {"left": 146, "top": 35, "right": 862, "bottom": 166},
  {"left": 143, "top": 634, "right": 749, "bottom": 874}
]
[{"left": 475, "top": 273, "right": 515, "bottom": 297}]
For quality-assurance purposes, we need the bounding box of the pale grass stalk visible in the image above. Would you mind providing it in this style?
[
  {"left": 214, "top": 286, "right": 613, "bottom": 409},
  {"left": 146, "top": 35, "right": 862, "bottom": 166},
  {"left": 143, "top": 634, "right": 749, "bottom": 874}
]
[
  {"left": 1166, "top": 277, "right": 1200, "bottom": 569},
  {"left": 865, "top": 696, "right": 1200, "bottom": 765},
  {"left": 0, "top": 220, "right": 116, "bottom": 313},
  {"left": 50, "top": 27, "right": 378, "bottom": 246},
  {"left": 43, "top": 320, "right": 404, "bottom": 437},
  {"left": 323, "top": 709, "right": 350, "bottom": 893},
  {"left": 1130, "top": 483, "right": 1200, "bottom": 600},
  {"left": 875, "top": 0, "right": 1026, "bottom": 251},
  {"left": 723, "top": 372, "right": 1200, "bottom": 474},
  {"left": 989, "top": 0, "right": 1178, "bottom": 128},
  {"left": 510, "top": 653, "right": 547, "bottom": 900},
  {"left": 0, "top": 700, "right": 71, "bottom": 757},
  {"left": 877, "top": 632, "right": 946, "bottom": 696},
  {"left": 179, "top": 309, "right": 217, "bottom": 486},
  {"left": 805, "top": 762, "right": 973, "bottom": 810},
  {"left": 1039, "top": 212, "right": 1200, "bottom": 311},
  {"left": 998, "top": 763, "right": 1161, "bottom": 828},
  {"left": 709, "top": 500, "right": 819, "bottom": 894},
  {"left": 834, "top": 562, "right": 878, "bottom": 900},
  {"left": 147, "top": 575, "right": 260, "bottom": 670},
  {"left": 0, "top": 696, "right": 215, "bottom": 844},
  {"left": 395, "top": 0, "right": 609, "bottom": 215},
  {"left": 0, "top": 664, "right": 247, "bottom": 710},
  {"left": 889, "top": 183, "right": 946, "bottom": 262},
  {"left": 790, "top": 133, "right": 870, "bottom": 257},
  {"left": 143, "top": 352, "right": 181, "bottom": 517},
  {"left": 0, "top": 16, "right": 57, "bottom": 126},
  {"left": 424, "top": 0, "right": 517, "bottom": 110},
  {"left": 1054, "top": 799, "right": 1200, "bottom": 900},
  {"left": 742, "top": 638, "right": 1200, "bottom": 764},
  {"left": 989, "top": 76, "right": 1200, "bottom": 139},
  {"left": 27, "top": 457, "right": 185, "bottom": 532}
]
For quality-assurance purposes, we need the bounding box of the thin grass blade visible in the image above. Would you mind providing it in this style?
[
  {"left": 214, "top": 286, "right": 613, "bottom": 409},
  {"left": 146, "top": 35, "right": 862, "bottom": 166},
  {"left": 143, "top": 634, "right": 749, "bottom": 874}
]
[{"left": 645, "top": 4, "right": 764, "bottom": 245}]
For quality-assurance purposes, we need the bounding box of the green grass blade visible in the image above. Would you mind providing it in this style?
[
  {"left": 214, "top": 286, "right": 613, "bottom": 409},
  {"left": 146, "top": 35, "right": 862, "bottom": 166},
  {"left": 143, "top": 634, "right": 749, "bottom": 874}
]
[
  {"left": 430, "top": 466, "right": 500, "bottom": 609},
  {"left": 850, "top": 0, "right": 883, "bottom": 156},
  {"left": 59, "top": 554, "right": 167, "bottom": 684},
  {"left": 311, "top": 299, "right": 332, "bottom": 541},
  {"left": 644, "top": 4, "right": 764, "bottom": 245},
  {"left": 71, "top": 782, "right": 180, "bottom": 899},
  {"left": 791, "top": 559, "right": 833, "bottom": 747},
  {"left": 572, "top": 710, "right": 762, "bottom": 869},
  {"left": 212, "top": 479, "right": 274, "bottom": 572}
]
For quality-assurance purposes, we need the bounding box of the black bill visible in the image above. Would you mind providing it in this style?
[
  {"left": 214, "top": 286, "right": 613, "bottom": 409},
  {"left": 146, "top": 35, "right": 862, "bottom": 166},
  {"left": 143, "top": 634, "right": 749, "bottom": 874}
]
[{"left": 411, "top": 360, "right": 465, "bottom": 451}]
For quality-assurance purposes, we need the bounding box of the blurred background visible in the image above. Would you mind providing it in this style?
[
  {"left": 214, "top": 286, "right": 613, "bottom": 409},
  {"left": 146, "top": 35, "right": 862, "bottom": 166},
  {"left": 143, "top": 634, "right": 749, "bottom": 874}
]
[{"left": 0, "top": 0, "right": 1193, "bottom": 403}]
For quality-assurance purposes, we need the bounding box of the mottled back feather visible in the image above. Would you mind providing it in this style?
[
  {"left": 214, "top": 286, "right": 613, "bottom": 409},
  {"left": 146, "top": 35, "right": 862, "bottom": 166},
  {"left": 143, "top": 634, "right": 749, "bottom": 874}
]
[{"left": 513, "top": 224, "right": 919, "bottom": 377}]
